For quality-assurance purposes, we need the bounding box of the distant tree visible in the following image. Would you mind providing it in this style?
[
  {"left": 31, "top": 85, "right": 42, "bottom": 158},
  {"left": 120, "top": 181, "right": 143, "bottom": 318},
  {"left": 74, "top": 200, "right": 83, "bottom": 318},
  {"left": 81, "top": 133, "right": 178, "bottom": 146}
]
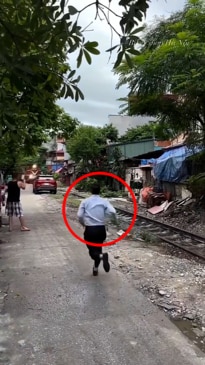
[
  {"left": 100, "top": 124, "right": 119, "bottom": 142},
  {"left": 67, "top": 125, "right": 103, "bottom": 165},
  {"left": 119, "top": 121, "right": 177, "bottom": 142},
  {"left": 49, "top": 106, "right": 81, "bottom": 140},
  {"left": 67, "top": 123, "right": 120, "bottom": 176},
  {"left": 67, "top": 123, "right": 120, "bottom": 163}
]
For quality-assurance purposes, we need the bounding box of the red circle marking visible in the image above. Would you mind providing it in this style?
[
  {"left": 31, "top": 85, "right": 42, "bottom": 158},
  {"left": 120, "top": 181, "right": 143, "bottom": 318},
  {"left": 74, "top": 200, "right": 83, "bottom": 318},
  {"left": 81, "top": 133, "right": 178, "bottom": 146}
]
[{"left": 62, "top": 171, "right": 138, "bottom": 247}]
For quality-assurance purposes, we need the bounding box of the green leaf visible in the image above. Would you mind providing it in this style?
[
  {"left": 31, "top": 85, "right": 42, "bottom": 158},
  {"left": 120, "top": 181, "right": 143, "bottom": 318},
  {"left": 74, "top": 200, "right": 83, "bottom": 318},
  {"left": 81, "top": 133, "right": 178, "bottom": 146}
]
[
  {"left": 125, "top": 53, "right": 133, "bottom": 68},
  {"left": 106, "top": 45, "right": 119, "bottom": 53},
  {"left": 86, "top": 47, "right": 100, "bottom": 55},
  {"left": 127, "top": 48, "right": 140, "bottom": 56},
  {"left": 68, "top": 70, "right": 76, "bottom": 78},
  {"left": 83, "top": 49, "right": 92, "bottom": 65},
  {"left": 130, "top": 26, "right": 146, "bottom": 35},
  {"left": 60, "top": 0, "right": 65, "bottom": 12},
  {"left": 114, "top": 51, "right": 124, "bottom": 68},
  {"left": 84, "top": 41, "right": 99, "bottom": 48},
  {"left": 77, "top": 49, "right": 83, "bottom": 68},
  {"left": 68, "top": 6, "right": 78, "bottom": 15},
  {"left": 78, "top": 88, "right": 84, "bottom": 100},
  {"left": 60, "top": 84, "right": 66, "bottom": 98},
  {"left": 65, "top": 85, "right": 74, "bottom": 99}
]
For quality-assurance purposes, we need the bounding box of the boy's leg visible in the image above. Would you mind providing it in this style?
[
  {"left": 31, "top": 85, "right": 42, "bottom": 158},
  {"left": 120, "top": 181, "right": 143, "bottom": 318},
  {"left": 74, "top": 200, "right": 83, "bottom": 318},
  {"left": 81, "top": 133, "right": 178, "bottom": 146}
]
[
  {"left": 85, "top": 226, "right": 110, "bottom": 275},
  {"left": 87, "top": 245, "right": 102, "bottom": 276}
]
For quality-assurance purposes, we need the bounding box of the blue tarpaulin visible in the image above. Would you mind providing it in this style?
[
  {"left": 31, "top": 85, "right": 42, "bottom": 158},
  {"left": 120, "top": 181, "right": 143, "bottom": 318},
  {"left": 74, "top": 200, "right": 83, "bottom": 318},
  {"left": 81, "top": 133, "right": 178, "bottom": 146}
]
[
  {"left": 153, "top": 145, "right": 203, "bottom": 183},
  {"left": 141, "top": 158, "right": 156, "bottom": 165},
  {"left": 51, "top": 163, "right": 64, "bottom": 172}
]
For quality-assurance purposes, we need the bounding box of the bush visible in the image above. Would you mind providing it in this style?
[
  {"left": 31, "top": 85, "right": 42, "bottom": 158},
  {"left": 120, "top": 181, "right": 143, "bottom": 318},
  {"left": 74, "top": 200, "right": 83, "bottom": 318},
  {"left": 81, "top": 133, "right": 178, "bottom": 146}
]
[
  {"left": 75, "top": 178, "right": 126, "bottom": 198},
  {"left": 53, "top": 172, "right": 60, "bottom": 180},
  {"left": 76, "top": 178, "right": 99, "bottom": 192},
  {"left": 101, "top": 190, "right": 122, "bottom": 198},
  {"left": 188, "top": 173, "right": 205, "bottom": 198}
]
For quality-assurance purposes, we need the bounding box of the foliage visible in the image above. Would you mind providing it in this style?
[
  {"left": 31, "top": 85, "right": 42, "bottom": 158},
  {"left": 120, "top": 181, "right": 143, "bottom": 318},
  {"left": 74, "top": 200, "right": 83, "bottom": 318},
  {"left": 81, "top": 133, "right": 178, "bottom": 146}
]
[
  {"left": 35, "top": 147, "right": 48, "bottom": 170},
  {"left": 48, "top": 106, "right": 81, "bottom": 140},
  {"left": 67, "top": 125, "right": 103, "bottom": 165},
  {"left": 114, "top": 0, "right": 205, "bottom": 146},
  {"left": 119, "top": 121, "right": 175, "bottom": 142},
  {"left": 100, "top": 124, "right": 119, "bottom": 142},
  {"left": 75, "top": 178, "right": 125, "bottom": 196},
  {"left": 100, "top": 188, "right": 124, "bottom": 198},
  {"left": 76, "top": 178, "right": 99, "bottom": 192},
  {"left": 188, "top": 172, "right": 205, "bottom": 198},
  {"left": 59, "top": 0, "right": 150, "bottom": 69},
  {"left": 0, "top": 134, "right": 36, "bottom": 174},
  {"left": 68, "top": 124, "right": 126, "bottom": 189},
  {"left": 67, "top": 124, "right": 118, "bottom": 170},
  {"left": 53, "top": 172, "right": 60, "bottom": 181},
  {"left": 110, "top": 147, "right": 126, "bottom": 182},
  {"left": 0, "top": 0, "right": 150, "bottom": 171},
  {"left": 187, "top": 150, "right": 205, "bottom": 175}
]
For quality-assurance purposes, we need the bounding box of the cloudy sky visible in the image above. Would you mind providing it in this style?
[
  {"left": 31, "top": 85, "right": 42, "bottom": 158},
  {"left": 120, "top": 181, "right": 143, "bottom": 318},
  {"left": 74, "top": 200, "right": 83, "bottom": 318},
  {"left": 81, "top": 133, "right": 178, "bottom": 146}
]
[{"left": 58, "top": 0, "right": 186, "bottom": 126}]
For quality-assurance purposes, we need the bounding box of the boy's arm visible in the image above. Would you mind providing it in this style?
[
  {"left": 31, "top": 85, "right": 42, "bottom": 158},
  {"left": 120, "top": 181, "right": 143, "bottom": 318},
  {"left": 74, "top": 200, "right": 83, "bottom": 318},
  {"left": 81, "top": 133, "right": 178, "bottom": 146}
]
[
  {"left": 105, "top": 200, "right": 118, "bottom": 223},
  {"left": 77, "top": 201, "right": 85, "bottom": 227}
]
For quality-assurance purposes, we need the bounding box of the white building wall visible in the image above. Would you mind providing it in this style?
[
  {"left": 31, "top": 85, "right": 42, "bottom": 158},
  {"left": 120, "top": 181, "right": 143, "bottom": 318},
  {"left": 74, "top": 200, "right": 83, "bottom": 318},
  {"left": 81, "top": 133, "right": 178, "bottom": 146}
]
[{"left": 108, "top": 115, "right": 153, "bottom": 137}]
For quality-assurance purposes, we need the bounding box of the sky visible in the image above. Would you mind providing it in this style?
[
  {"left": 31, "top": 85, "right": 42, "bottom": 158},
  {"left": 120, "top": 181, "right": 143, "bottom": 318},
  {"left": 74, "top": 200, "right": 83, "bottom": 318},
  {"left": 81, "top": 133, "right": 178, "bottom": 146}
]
[{"left": 58, "top": 0, "right": 186, "bottom": 127}]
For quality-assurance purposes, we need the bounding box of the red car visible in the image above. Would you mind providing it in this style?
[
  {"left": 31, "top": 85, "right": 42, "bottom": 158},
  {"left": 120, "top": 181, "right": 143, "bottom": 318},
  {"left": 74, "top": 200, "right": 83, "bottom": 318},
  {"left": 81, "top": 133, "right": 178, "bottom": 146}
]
[{"left": 33, "top": 175, "right": 57, "bottom": 194}]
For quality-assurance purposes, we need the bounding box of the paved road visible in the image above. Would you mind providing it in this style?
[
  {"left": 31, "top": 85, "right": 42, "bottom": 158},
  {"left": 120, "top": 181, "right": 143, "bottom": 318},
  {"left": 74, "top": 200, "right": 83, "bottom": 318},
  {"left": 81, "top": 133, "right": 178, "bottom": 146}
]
[{"left": 0, "top": 187, "right": 204, "bottom": 365}]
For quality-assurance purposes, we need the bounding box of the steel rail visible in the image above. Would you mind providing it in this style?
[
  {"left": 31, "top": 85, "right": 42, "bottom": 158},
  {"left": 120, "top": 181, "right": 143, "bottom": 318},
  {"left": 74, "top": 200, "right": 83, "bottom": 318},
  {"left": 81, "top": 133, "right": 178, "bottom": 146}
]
[
  {"left": 69, "top": 191, "right": 205, "bottom": 261},
  {"left": 115, "top": 207, "right": 205, "bottom": 261}
]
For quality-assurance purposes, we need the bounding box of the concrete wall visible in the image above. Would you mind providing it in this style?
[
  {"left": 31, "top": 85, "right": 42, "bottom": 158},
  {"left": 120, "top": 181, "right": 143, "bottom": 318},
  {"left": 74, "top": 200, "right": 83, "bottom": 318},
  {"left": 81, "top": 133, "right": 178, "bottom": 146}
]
[
  {"left": 108, "top": 115, "right": 152, "bottom": 137},
  {"left": 162, "top": 182, "right": 192, "bottom": 200}
]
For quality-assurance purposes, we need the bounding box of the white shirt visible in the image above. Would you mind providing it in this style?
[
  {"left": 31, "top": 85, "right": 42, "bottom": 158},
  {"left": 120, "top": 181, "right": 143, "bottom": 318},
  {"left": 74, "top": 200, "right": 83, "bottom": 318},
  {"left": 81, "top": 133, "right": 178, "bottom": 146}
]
[{"left": 77, "top": 195, "right": 116, "bottom": 226}]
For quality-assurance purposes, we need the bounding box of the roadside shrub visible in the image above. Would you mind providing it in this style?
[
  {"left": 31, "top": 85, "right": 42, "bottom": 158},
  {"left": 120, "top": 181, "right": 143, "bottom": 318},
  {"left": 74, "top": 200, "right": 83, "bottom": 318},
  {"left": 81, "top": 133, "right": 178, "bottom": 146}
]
[
  {"left": 188, "top": 173, "right": 205, "bottom": 198},
  {"left": 76, "top": 178, "right": 99, "bottom": 192},
  {"left": 53, "top": 172, "right": 60, "bottom": 180},
  {"left": 101, "top": 190, "right": 123, "bottom": 198}
]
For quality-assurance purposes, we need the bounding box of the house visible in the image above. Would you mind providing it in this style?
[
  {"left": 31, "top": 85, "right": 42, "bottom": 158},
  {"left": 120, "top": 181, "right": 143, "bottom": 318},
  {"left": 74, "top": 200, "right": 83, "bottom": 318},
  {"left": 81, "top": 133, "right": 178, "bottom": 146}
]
[
  {"left": 152, "top": 144, "right": 204, "bottom": 200},
  {"left": 108, "top": 115, "right": 152, "bottom": 137},
  {"left": 107, "top": 138, "right": 160, "bottom": 162},
  {"left": 55, "top": 160, "right": 76, "bottom": 186},
  {"left": 43, "top": 136, "right": 70, "bottom": 172},
  {"left": 107, "top": 134, "right": 186, "bottom": 189}
]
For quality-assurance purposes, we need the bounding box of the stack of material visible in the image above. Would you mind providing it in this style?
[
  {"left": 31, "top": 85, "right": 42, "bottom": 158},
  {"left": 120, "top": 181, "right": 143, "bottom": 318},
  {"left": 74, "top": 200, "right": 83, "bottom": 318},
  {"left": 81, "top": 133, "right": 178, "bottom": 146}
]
[
  {"left": 147, "top": 197, "right": 195, "bottom": 216},
  {"left": 147, "top": 200, "right": 174, "bottom": 215}
]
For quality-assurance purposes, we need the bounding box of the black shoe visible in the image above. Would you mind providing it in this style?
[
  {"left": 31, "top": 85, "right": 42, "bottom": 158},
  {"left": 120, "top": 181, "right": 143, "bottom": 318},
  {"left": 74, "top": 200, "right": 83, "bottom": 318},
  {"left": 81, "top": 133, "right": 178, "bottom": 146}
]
[
  {"left": 93, "top": 267, "right": 98, "bottom": 276},
  {"left": 103, "top": 253, "right": 110, "bottom": 273}
]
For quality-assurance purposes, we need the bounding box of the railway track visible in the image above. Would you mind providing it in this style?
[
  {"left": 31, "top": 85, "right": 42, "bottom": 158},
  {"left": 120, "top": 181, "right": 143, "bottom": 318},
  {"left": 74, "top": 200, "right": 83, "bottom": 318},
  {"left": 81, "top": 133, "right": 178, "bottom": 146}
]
[
  {"left": 116, "top": 207, "right": 205, "bottom": 261},
  {"left": 69, "top": 191, "right": 205, "bottom": 261}
]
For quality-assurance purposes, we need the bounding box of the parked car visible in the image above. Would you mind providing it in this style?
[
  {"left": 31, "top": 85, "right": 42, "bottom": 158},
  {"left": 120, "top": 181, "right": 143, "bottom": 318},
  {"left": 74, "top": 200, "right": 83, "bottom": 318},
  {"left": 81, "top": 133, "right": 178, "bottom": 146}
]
[
  {"left": 33, "top": 175, "right": 57, "bottom": 194},
  {"left": 0, "top": 184, "right": 6, "bottom": 206}
]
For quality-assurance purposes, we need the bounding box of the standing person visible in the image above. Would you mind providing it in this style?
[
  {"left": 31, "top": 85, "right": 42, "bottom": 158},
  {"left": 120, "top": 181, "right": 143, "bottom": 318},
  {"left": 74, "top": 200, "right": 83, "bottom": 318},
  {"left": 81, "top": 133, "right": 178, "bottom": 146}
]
[
  {"left": 77, "top": 183, "right": 117, "bottom": 276},
  {"left": 5, "top": 173, "right": 30, "bottom": 232}
]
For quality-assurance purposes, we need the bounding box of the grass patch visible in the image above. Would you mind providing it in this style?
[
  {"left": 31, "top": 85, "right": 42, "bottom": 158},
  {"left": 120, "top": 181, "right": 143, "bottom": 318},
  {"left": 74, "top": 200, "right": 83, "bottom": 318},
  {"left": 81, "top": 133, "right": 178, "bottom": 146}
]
[
  {"left": 67, "top": 197, "right": 81, "bottom": 208},
  {"left": 140, "top": 231, "right": 158, "bottom": 244},
  {"left": 49, "top": 194, "right": 63, "bottom": 200}
]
